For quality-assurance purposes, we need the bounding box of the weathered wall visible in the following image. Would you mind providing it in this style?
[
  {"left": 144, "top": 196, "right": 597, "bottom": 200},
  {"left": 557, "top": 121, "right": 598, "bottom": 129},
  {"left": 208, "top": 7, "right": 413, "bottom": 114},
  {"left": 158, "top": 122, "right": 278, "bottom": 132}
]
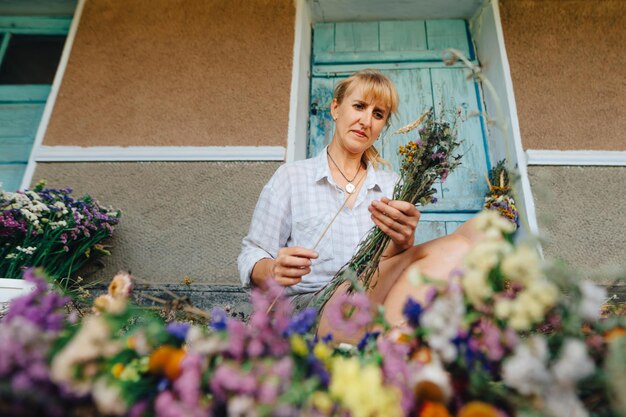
[
  {"left": 499, "top": 0, "right": 626, "bottom": 150},
  {"left": 527, "top": 166, "right": 626, "bottom": 277},
  {"left": 33, "top": 162, "right": 281, "bottom": 284},
  {"left": 44, "top": 0, "right": 295, "bottom": 147}
]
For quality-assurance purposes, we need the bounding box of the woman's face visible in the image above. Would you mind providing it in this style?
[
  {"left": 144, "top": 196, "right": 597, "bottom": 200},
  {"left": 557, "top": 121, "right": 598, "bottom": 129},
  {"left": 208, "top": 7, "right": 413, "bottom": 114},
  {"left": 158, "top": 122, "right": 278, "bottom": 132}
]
[{"left": 330, "top": 85, "right": 389, "bottom": 157}]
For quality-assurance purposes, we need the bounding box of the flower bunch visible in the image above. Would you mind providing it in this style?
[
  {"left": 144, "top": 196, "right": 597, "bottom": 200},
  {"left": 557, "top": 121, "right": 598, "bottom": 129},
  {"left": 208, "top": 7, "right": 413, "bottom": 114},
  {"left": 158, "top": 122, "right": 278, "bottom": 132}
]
[
  {"left": 378, "top": 210, "right": 625, "bottom": 417},
  {"left": 0, "top": 181, "right": 120, "bottom": 289},
  {"left": 0, "top": 269, "right": 69, "bottom": 416},
  {"left": 318, "top": 108, "right": 462, "bottom": 304},
  {"left": 483, "top": 160, "right": 518, "bottom": 227},
  {"left": 2, "top": 251, "right": 623, "bottom": 417}
]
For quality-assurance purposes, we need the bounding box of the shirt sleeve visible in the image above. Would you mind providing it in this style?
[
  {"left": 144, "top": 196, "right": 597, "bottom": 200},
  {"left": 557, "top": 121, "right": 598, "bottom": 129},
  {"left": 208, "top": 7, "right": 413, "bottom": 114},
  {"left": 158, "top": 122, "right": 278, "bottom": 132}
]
[{"left": 237, "top": 165, "right": 292, "bottom": 288}]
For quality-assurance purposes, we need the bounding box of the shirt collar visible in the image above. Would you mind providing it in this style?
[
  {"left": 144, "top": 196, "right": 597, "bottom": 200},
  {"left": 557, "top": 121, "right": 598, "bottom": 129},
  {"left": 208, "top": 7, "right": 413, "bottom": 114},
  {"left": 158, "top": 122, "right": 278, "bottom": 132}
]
[{"left": 314, "top": 145, "right": 384, "bottom": 191}]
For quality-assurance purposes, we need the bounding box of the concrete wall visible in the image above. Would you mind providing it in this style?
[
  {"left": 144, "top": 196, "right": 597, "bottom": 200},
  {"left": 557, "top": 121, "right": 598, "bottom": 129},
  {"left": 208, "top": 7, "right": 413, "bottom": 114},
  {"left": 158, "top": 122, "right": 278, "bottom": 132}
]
[
  {"left": 33, "top": 162, "right": 280, "bottom": 284},
  {"left": 44, "top": 0, "right": 295, "bottom": 147},
  {"left": 499, "top": 0, "right": 625, "bottom": 151},
  {"left": 527, "top": 166, "right": 625, "bottom": 276},
  {"left": 500, "top": 0, "right": 625, "bottom": 274}
]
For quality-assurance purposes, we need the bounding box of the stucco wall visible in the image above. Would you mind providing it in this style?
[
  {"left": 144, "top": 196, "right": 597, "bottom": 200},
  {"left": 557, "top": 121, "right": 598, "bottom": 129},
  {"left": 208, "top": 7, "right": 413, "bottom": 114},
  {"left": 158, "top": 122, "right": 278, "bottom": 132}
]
[
  {"left": 44, "top": 0, "right": 295, "bottom": 147},
  {"left": 528, "top": 166, "right": 626, "bottom": 277},
  {"left": 32, "top": 162, "right": 281, "bottom": 284},
  {"left": 499, "top": 0, "right": 625, "bottom": 150}
]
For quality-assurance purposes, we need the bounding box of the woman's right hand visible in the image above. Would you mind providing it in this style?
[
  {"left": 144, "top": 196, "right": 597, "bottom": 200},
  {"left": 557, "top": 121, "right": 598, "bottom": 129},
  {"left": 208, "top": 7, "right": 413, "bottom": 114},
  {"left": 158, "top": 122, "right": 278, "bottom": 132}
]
[
  {"left": 251, "top": 247, "right": 318, "bottom": 288},
  {"left": 271, "top": 247, "right": 318, "bottom": 286}
]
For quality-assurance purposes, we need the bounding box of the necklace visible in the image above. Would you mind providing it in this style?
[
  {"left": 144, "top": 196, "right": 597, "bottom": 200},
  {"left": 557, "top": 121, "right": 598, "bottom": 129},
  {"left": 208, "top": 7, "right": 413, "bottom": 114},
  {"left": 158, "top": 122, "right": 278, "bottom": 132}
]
[{"left": 327, "top": 148, "right": 361, "bottom": 194}]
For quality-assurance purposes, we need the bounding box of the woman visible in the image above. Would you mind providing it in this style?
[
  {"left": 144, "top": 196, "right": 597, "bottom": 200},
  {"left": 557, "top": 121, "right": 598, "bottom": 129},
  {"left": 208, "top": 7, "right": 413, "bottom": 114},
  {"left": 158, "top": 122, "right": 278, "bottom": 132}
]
[{"left": 238, "top": 69, "right": 479, "bottom": 343}]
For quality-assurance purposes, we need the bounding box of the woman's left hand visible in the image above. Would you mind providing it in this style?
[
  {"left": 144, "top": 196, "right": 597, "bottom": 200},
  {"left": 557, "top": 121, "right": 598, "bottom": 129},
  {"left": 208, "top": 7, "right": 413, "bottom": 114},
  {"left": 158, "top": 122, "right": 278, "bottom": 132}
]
[{"left": 369, "top": 197, "right": 420, "bottom": 253}]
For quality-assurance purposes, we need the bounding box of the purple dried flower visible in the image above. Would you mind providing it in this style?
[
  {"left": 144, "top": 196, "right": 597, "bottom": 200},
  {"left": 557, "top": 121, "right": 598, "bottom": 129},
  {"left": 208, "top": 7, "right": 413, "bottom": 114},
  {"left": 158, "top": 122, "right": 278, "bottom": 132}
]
[
  {"left": 284, "top": 308, "right": 317, "bottom": 336},
  {"left": 402, "top": 297, "right": 423, "bottom": 328},
  {"left": 210, "top": 308, "right": 228, "bottom": 331},
  {"left": 377, "top": 338, "right": 415, "bottom": 414},
  {"left": 4, "top": 269, "right": 68, "bottom": 331},
  {"left": 325, "top": 292, "right": 372, "bottom": 336},
  {"left": 166, "top": 322, "right": 190, "bottom": 340}
]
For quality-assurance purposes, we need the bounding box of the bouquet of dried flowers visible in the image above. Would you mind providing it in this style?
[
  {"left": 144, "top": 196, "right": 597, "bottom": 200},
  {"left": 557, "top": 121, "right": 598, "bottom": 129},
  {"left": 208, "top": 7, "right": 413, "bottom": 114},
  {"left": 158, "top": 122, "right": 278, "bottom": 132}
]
[
  {"left": 483, "top": 160, "right": 518, "bottom": 227},
  {"left": 317, "top": 108, "right": 462, "bottom": 302},
  {"left": 1, "top": 238, "right": 623, "bottom": 417},
  {"left": 0, "top": 181, "right": 120, "bottom": 291}
]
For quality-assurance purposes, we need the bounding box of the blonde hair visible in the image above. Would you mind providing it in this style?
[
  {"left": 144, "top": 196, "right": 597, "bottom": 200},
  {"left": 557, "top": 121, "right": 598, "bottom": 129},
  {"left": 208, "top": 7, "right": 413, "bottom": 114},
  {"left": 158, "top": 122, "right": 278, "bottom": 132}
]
[{"left": 333, "top": 69, "right": 399, "bottom": 169}]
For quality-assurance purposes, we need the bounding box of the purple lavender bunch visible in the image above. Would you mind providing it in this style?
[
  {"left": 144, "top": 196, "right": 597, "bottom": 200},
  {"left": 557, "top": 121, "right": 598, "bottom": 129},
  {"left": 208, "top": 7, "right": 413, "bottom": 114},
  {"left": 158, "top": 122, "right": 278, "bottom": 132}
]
[
  {"left": 4, "top": 269, "right": 69, "bottom": 331},
  {"left": 0, "top": 269, "right": 69, "bottom": 416},
  {"left": 224, "top": 281, "right": 292, "bottom": 360},
  {"left": 0, "top": 182, "right": 121, "bottom": 286}
]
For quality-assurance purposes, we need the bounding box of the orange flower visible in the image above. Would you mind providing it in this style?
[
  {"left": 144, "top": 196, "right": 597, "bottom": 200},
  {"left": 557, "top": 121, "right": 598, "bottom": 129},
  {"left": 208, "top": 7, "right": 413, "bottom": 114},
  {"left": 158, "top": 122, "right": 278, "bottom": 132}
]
[
  {"left": 605, "top": 326, "right": 626, "bottom": 343},
  {"left": 111, "top": 363, "right": 124, "bottom": 379},
  {"left": 457, "top": 401, "right": 499, "bottom": 417},
  {"left": 411, "top": 346, "right": 432, "bottom": 364},
  {"left": 149, "top": 345, "right": 186, "bottom": 380},
  {"left": 415, "top": 381, "right": 446, "bottom": 404},
  {"left": 419, "top": 401, "right": 452, "bottom": 417}
]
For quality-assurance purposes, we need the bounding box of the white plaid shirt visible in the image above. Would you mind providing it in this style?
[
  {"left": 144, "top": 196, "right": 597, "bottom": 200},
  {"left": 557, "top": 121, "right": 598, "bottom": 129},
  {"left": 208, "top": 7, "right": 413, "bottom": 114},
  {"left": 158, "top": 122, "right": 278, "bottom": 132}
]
[{"left": 238, "top": 147, "right": 398, "bottom": 294}]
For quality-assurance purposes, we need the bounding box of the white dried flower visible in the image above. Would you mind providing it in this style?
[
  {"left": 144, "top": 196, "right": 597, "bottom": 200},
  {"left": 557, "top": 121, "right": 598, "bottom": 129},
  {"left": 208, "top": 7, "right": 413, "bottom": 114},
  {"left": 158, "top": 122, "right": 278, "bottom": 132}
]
[
  {"left": 92, "top": 378, "right": 127, "bottom": 416},
  {"left": 552, "top": 339, "right": 595, "bottom": 387},
  {"left": 502, "top": 335, "right": 550, "bottom": 396},
  {"left": 578, "top": 281, "right": 607, "bottom": 321},
  {"left": 501, "top": 245, "right": 542, "bottom": 285}
]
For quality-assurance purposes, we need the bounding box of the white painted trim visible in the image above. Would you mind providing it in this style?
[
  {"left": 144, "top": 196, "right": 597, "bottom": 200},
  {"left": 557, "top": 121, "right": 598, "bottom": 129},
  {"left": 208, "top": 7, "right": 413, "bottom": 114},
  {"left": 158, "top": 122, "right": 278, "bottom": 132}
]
[
  {"left": 33, "top": 146, "right": 286, "bottom": 162},
  {"left": 526, "top": 150, "right": 626, "bottom": 166},
  {"left": 472, "top": 1, "right": 541, "bottom": 241},
  {"left": 286, "top": 0, "right": 312, "bottom": 163},
  {"left": 20, "top": 0, "right": 86, "bottom": 190}
]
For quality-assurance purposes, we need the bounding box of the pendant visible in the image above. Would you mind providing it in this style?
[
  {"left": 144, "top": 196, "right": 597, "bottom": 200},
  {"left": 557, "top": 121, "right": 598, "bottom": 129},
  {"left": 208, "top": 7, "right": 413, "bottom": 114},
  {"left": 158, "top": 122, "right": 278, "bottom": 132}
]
[{"left": 345, "top": 182, "right": 355, "bottom": 194}]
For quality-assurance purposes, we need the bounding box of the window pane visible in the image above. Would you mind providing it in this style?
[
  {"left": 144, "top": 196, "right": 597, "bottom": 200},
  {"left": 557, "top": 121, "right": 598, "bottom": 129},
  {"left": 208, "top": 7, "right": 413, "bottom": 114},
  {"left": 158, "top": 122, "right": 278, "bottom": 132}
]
[{"left": 0, "top": 35, "right": 66, "bottom": 84}]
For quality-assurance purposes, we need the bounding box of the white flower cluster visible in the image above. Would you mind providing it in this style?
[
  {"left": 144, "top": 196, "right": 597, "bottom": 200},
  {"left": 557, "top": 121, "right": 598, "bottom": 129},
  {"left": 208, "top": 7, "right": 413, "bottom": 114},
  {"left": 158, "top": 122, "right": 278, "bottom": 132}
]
[
  {"left": 461, "top": 211, "right": 559, "bottom": 331},
  {"left": 578, "top": 281, "right": 607, "bottom": 321},
  {"left": 421, "top": 281, "right": 465, "bottom": 363},
  {"left": 3, "top": 190, "right": 51, "bottom": 230},
  {"left": 16, "top": 245, "right": 37, "bottom": 255},
  {"left": 503, "top": 336, "right": 594, "bottom": 417}
]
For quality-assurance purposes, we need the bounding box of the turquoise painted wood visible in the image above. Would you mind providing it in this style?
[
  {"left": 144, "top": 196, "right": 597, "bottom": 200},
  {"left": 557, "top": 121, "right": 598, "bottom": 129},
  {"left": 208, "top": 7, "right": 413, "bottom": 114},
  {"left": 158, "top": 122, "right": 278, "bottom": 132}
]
[
  {"left": 0, "top": 17, "right": 72, "bottom": 34},
  {"left": 0, "top": 16, "right": 69, "bottom": 191},
  {"left": 0, "top": 85, "right": 52, "bottom": 102},
  {"left": 430, "top": 67, "right": 489, "bottom": 211},
  {"left": 0, "top": 164, "right": 26, "bottom": 192},
  {"left": 309, "top": 19, "right": 489, "bottom": 242},
  {"left": 0, "top": 136, "right": 35, "bottom": 163},
  {"left": 0, "top": 103, "right": 46, "bottom": 137},
  {"left": 414, "top": 220, "right": 446, "bottom": 245},
  {"left": 425, "top": 20, "right": 474, "bottom": 60},
  {"left": 313, "top": 20, "right": 471, "bottom": 66}
]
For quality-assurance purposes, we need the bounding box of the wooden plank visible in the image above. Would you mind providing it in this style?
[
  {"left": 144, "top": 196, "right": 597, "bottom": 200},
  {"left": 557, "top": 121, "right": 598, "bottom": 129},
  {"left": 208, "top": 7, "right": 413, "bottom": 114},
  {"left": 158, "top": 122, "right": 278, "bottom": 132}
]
[
  {"left": 376, "top": 68, "right": 444, "bottom": 211},
  {"left": 414, "top": 220, "right": 446, "bottom": 245},
  {"left": 0, "top": 16, "right": 71, "bottom": 34},
  {"left": 308, "top": 76, "right": 339, "bottom": 158},
  {"left": 380, "top": 20, "right": 427, "bottom": 51},
  {"left": 0, "top": 163, "right": 26, "bottom": 192},
  {"left": 312, "top": 60, "right": 474, "bottom": 76},
  {"left": 314, "top": 49, "right": 447, "bottom": 65},
  {"left": 425, "top": 20, "right": 470, "bottom": 58},
  {"left": 430, "top": 67, "right": 489, "bottom": 211},
  {"left": 334, "top": 22, "right": 379, "bottom": 52},
  {"left": 445, "top": 221, "right": 465, "bottom": 234},
  {"left": 420, "top": 212, "right": 475, "bottom": 222},
  {"left": 0, "top": 136, "right": 34, "bottom": 163},
  {"left": 313, "top": 23, "right": 334, "bottom": 58},
  {"left": 0, "top": 85, "right": 51, "bottom": 103},
  {"left": 0, "top": 103, "right": 45, "bottom": 137},
  {"left": 0, "top": 33, "right": 10, "bottom": 69}
]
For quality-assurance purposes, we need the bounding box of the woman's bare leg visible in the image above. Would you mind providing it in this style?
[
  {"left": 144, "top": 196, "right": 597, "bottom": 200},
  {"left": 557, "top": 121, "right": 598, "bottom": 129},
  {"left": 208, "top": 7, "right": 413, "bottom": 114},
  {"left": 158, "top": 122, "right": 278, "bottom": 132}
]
[
  {"left": 317, "top": 218, "right": 481, "bottom": 343},
  {"left": 382, "top": 233, "right": 473, "bottom": 325}
]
